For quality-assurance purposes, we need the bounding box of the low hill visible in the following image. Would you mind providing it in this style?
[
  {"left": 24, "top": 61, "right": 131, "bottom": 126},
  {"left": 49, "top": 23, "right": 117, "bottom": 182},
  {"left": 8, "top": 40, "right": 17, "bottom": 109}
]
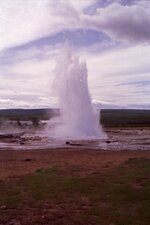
[{"left": 0, "top": 108, "right": 150, "bottom": 127}]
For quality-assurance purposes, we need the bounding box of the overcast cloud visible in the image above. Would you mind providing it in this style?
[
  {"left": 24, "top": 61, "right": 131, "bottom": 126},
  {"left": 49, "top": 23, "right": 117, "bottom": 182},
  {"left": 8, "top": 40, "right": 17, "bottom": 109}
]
[{"left": 0, "top": 0, "right": 150, "bottom": 109}]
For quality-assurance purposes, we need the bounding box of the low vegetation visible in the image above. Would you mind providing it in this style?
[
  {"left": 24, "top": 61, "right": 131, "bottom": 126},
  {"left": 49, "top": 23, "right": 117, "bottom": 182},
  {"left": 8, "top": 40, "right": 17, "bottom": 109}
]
[
  {"left": 101, "top": 109, "right": 150, "bottom": 127},
  {"left": 0, "top": 109, "right": 150, "bottom": 127},
  {"left": 0, "top": 158, "right": 149, "bottom": 225}
]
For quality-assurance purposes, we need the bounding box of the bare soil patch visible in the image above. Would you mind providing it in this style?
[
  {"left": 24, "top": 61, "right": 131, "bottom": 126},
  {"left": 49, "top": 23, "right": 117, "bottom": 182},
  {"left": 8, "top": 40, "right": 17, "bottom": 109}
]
[{"left": 0, "top": 149, "right": 150, "bottom": 180}]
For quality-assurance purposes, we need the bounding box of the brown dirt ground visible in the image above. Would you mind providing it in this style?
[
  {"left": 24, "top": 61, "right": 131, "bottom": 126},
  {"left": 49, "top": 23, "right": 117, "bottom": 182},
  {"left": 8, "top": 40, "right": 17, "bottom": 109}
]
[
  {"left": 0, "top": 149, "right": 150, "bottom": 180},
  {"left": 0, "top": 148, "right": 150, "bottom": 225}
]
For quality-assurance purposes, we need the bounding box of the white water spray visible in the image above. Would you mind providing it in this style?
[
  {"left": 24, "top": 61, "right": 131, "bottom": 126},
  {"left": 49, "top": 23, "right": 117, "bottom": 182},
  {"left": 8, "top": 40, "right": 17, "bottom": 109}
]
[{"left": 50, "top": 44, "right": 105, "bottom": 140}]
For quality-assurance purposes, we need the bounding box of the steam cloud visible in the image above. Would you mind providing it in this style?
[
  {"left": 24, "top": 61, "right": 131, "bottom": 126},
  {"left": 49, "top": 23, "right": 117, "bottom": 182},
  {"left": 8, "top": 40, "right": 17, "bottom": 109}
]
[{"left": 48, "top": 43, "right": 105, "bottom": 140}]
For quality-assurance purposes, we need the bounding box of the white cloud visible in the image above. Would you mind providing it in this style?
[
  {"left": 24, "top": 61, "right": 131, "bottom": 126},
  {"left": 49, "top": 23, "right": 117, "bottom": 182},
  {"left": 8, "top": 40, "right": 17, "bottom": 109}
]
[
  {"left": 1, "top": 0, "right": 150, "bottom": 52},
  {"left": 82, "top": 1, "right": 150, "bottom": 43},
  {"left": 0, "top": 0, "right": 95, "bottom": 51},
  {"left": 0, "top": 41, "right": 150, "bottom": 108},
  {"left": 0, "top": 0, "right": 48, "bottom": 50},
  {"left": 0, "top": 0, "right": 150, "bottom": 109},
  {"left": 86, "top": 44, "right": 150, "bottom": 106},
  {"left": 0, "top": 46, "right": 57, "bottom": 108}
]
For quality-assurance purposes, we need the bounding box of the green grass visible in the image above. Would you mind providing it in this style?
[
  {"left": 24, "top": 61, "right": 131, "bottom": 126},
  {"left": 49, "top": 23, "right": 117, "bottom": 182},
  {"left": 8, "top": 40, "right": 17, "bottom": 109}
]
[{"left": 0, "top": 158, "right": 150, "bottom": 225}]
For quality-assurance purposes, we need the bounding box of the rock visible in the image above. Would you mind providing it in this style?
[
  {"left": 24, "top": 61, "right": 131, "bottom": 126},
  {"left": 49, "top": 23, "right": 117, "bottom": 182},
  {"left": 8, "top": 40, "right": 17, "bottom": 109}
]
[
  {"left": 23, "top": 158, "right": 33, "bottom": 162},
  {"left": 20, "top": 142, "right": 25, "bottom": 145},
  {"left": 8, "top": 219, "right": 21, "bottom": 225},
  {"left": 0, "top": 205, "right": 6, "bottom": 209}
]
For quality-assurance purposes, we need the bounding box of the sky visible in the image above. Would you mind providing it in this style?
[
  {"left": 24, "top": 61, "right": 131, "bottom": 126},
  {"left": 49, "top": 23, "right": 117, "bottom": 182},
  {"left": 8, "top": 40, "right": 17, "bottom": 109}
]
[{"left": 0, "top": 0, "right": 150, "bottom": 109}]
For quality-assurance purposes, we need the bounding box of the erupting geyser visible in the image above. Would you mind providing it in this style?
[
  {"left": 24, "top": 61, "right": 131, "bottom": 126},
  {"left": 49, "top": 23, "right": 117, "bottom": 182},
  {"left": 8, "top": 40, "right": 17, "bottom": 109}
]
[{"left": 51, "top": 43, "right": 105, "bottom": 140}]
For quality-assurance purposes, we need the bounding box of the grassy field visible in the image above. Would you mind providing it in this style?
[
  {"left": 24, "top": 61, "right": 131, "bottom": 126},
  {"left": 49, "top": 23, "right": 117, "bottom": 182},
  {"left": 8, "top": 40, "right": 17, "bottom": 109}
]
[{"left": 0, "top": 152, "right": 149, "bottom": 225}]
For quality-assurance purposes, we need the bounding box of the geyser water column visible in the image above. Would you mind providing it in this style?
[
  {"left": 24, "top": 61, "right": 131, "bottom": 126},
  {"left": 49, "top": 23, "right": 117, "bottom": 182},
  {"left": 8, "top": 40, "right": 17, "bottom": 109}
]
[{"left": 53, "top": 44, "right": 105, "bottom": 139}]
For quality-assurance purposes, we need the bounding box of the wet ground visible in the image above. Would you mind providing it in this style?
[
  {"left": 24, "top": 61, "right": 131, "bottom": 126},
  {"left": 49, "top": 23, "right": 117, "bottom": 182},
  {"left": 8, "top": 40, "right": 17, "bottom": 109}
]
[{"left": 0, "top": 127, "right": 149, "bottom": 151}]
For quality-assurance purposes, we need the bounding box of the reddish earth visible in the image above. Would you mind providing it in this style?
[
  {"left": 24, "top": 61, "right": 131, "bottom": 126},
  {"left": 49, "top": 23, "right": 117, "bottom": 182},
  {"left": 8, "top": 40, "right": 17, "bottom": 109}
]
[
  {"left": 0, "top": 128, "right": 150, "bottom": 225},
  {"left": 0, "top": 149, "right": 150, "bottom": 180}
]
